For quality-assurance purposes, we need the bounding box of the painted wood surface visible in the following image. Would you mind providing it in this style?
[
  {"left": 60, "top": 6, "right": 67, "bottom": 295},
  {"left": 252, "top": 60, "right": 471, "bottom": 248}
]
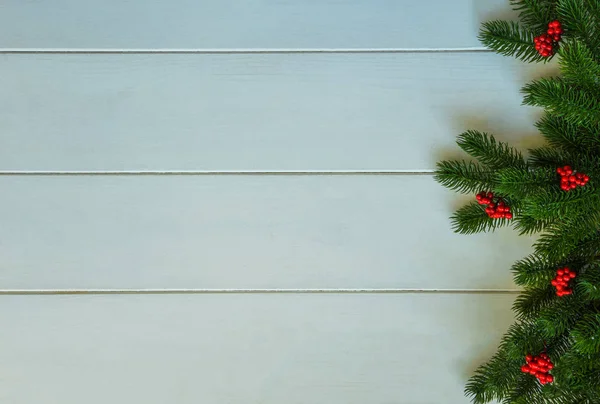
[
  {"left": 0, "top": 293, "right": 514, "bottom": 404},
  {"left": 0, "top": 53, "right": 548, "bottom": 172},
  {"left": 0, "top": 0, "right": 514, "bottom": 50},
  {"left": 0, "top": 175, "right": 532, "bottom": 291}
]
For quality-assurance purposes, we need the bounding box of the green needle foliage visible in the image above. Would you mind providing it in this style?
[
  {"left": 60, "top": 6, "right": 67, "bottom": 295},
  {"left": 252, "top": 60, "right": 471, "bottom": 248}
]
[{"left": 435, "top": 1, "right": 600, "bottom": 402}]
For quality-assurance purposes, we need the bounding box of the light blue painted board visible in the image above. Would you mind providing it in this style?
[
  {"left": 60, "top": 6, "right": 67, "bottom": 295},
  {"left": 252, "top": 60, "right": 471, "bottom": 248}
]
[
  {"left": 0, "top": 0, "right": 513, "bottom": 49},
  {"left": 0, "top": 293, "right": 515, "bottom": 404},
  {"left": 0, "top": 175, "right": 533, "bottom": 290},
  {"left": 0, "top": 53, "right": 548, "bottom": 172}
]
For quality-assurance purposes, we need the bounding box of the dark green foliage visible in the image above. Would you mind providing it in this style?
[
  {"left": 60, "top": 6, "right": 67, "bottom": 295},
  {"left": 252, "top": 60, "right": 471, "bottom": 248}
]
[
  {"left": 437, "top": 1, "right": 600, "bottom": 402},
  {"left": 457, "top": 130, "right": 527, "bottom": 169},
  {"left": 450, "top": 201, "right": 513, "bottom": 234},
  {"left": 535, "top": 114, "right": 600, "bottom": 154},
  {"left": 479, "top": 20, "right": 546, "bottom": 62},
  {"left": 571, "top": 314, "right": 600, "bottom": 354},
  {"left": 434, "top": 160, "right": 497, "bottom": 194},
  {"left": 510, "top": 0, "right": 558, "bottom": 30},
  {"left": 557, "top": 0, "right": 600, "bottom": 60},
  {"left": 559, "top": 40, "right": 600, "bottom": 86},
  {"left": 523, "top": 78, "right": 600, "bottom": 126}
]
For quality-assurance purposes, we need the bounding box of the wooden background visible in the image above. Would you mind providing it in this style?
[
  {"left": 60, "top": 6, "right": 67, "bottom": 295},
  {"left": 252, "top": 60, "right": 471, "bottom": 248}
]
[{"left": 0, "top": 1, "right": 550, "bottom": 403}]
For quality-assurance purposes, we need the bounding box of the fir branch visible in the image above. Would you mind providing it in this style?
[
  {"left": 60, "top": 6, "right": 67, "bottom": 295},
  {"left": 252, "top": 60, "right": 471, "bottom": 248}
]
[
  {"left": 510, "top": 0, "right": 558, "bottom": 31},
  {"left": 512, "top": 253, "right": 560, "bottom": 287},
  {"left": 434, "top": 160, "right": 497, "bottom": 194},
  {"left": 479, "top": 20, "right": 545, "bottom": 62},
  {"left": 450, "top": 201, "right": 509, "bottom": 234},
  {"left": 496, "top": 167, "right": 555, "bottom": 199},
  {"left": 523, "top": 186, "right": 600, "bottom": 221},
  {"left": 501, "top": 375, "right": 543, "bottom": 404},
  {"left": 557, "top": 0, "right": 600, "bottom": 61},
  {"left": 577, "top": 265, "right": 600, "bottom": 301},
  {"left": 534, "top": 217, "right": 600, "bottom": 261},
  {"left": 527, "top": 146, "right": 569, "bottom": 168},
  {"left": 553, "top": 350, "right": 600, "bottom": 402},
  {"left": 537, "top": 297, "right": 584, "bottom": 338},
  {"left": 465, "top": 350, "right": 522, "bottom": 404},
  {"left": 456, "top": 130, "right": 527, "bottom": 169},
  {"left": 514, "top": 214, "right": 555, "bottom": 235},
  {"left": 535, "top": 113, "right": 600, "bottom": 154},
  {"left": 571, "top": 314, "right": 600, "bottom": 354},
  {"left": 559, "top": 40, "right": 600, "bottom": 88},
  {"left": 522, "top": 78, "right": 600, "bottom": 127},
  {"left": 513, "top": 286, "right": 557, "bottom": 320}
]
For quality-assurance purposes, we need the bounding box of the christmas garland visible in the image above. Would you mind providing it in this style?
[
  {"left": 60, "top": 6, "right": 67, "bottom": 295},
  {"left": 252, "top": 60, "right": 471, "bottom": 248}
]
[{"left": 435, "top": 1, "right": 600, "bottom": 403}]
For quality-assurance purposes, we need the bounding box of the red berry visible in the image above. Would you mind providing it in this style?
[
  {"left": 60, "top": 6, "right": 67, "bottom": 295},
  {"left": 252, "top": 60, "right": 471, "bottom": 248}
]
[
  {"left": 526, "top": 354, "right": 533, "bottom": 362},
  {"left": 547, "top": 363, "right": 554, "bottom": 370},
  {"left": 521, "top": 365, "right": 530, "bottom": 373},
  {"left": 569, "top": 272, "right": 576, "bottom": 279},
  {"left": 505, "top": 213, "right": 513, "bottom": 219},
  {"left": 546, "top": 374, "right": 554, "bottom": 383}
]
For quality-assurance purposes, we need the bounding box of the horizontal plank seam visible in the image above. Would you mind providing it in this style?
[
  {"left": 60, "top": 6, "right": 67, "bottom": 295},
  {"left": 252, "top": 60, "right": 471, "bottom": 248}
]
[
  {"left": 0, "top": 48, "right": 491, "bottom": 54},
  {"left": 0, "top": 288, "right": 520, "bottom": 296},
  {"left": 0, "top": 170, "right": 435, "bottom": 176}
]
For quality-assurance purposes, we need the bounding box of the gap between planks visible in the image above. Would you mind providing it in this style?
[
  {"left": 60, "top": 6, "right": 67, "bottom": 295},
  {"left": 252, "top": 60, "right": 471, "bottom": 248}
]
[
  {"left": 0, "top": 48, "right": 491, "bottom": 54},
  {"left": 0, "top": 288, "right": 520, "bottom": 296},
  {"left": 0, "top": 170, "right": 435, "bottom": 176}
]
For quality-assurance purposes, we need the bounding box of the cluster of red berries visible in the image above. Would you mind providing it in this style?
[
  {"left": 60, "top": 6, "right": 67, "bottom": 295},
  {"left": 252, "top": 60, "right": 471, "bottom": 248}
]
[
  {"left": 521, "top": 353, "right": 554, "bottom": 384},
  {"left": 551, "top": 267, "right": 577, "bottom": 297},
  {"left": 476, "top": 191, "right": 513, "bottom": 219},
  {"left": 557, "top": 165, "right": 589, "bottom": 191},
  {"left": 534, "top": 20, "right": 563, "bottom": 57}
]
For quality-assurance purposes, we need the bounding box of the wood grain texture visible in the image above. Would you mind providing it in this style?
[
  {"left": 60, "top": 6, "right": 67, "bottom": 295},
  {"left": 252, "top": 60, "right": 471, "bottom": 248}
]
[
  {"left": 0, "top": 53, "right": 546, "bottom": 172},
  {"left": 0, "top": 293, "right": 514, "bottom": 404},
  {"left": 0, "top": 0, "right": 513, "bottom": 50},
  {"left": 0, "top": 175, "right": 533, "bottom": 290}
]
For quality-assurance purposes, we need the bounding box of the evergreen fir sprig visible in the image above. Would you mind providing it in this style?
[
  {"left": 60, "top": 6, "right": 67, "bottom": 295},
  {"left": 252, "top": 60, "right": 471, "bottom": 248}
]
[
  {"left": 577, "top": 265, "right": 600, "bottom": 300},
  {"left": 537, "top": 297, "right": 584, "bottom": 337},
  {"left": 535, "top": 223, "right": 593, "bottom": 261},
  {"left": 552, "top": 350, "right": 600, "bottom": 402},
  {"left": 559, "top": 40, "right": 600, "bottom": 87},
  {"left": 535, "top": 114, "right": 600, "bottom": 154},
  {"left": 456, "top": 130, "right": 527, "bottom": 169},
  {"left": 522, "top": 186, "right": 600, "bottom": 220},
  {"left": 513, "top": 285, "right": 557, "bottom": 320},
  {"left": 527, "top": 146, "right": 570, "bottom": 168},
  {"left": 434, "top": 160, "right": 497, "bottom": 194},
  {"left": 510, "top": 0, "right": 558, "bottom": 31},
  {"left": 557, "top": 0, "right": 600, "bottom": 61},
  {"left": 496, "top": 167, "right": 555, "bottom": 199},
  {"left": 571, "top": 314, "right": 600, "bottom": 354},
  {"left": 511, "top": 253, "right": 563, "bottom": 287},
  {"left": 523, "top": 78, "right": 600, "bottom": 126},
  {"left": 479, "top": 20, "right": 545, "bottom": 62},
  {"left": 513, "top": 214, "right": 555, "bottom": 235},
  {"left": 442, "top": 4, "right": 600, "bottom": 402},
  {"left": 450, "top": 201, "right": 511, "bottom": 234}
]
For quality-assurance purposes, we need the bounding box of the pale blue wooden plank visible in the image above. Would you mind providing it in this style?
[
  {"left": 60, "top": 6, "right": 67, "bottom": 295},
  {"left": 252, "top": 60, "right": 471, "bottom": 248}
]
[
  {"left": 0, "top": 53, "right": 545, "bottom": 172},
  {"left": 0, "top": 175, "right": 533, "bottom": 290},
  {"left": 0, "top": 293, "right": 515, "bottom": 404},
  {"left": 0, "top": 0, "right": 512, "bottom": 49}
]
